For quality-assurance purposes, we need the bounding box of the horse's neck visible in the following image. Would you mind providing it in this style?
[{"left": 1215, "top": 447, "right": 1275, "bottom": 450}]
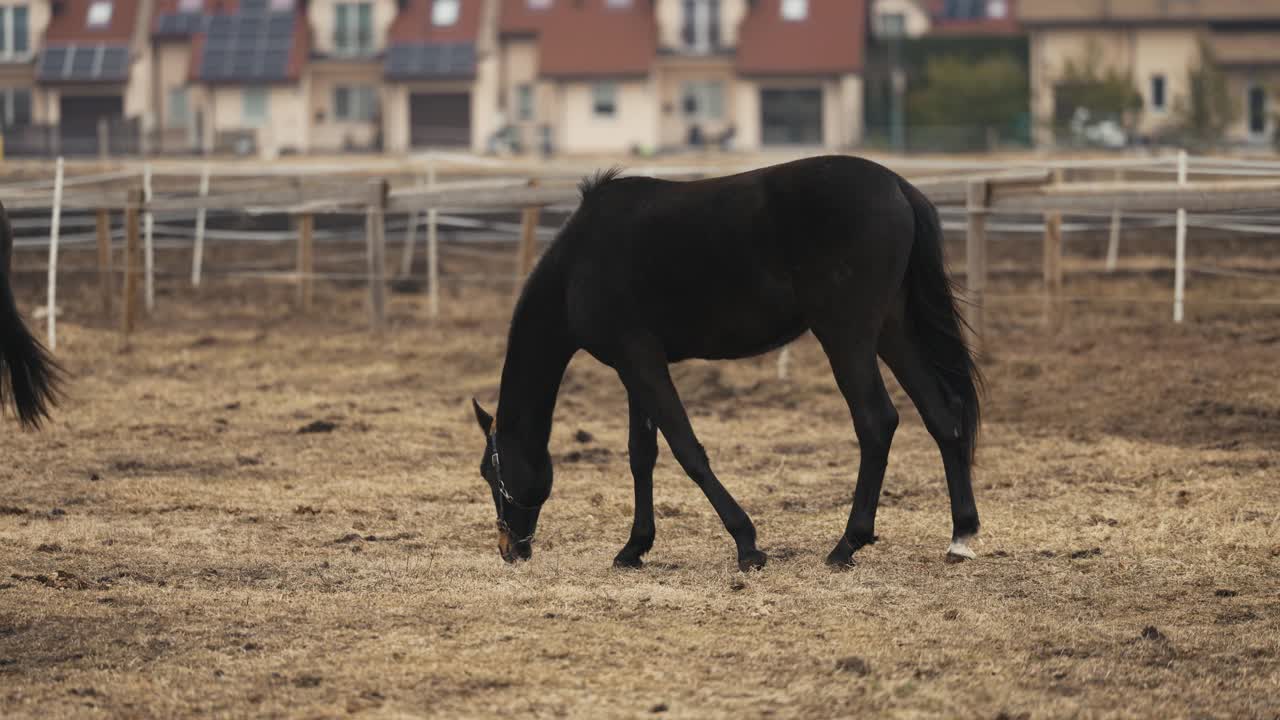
[{"left": 496, "top": 264, "right": 574, "bottom": 454}]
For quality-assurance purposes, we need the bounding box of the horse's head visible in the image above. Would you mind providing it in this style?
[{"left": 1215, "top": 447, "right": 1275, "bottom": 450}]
[{"left": 472, "top": 399, "right": 542, "bottom": 563}]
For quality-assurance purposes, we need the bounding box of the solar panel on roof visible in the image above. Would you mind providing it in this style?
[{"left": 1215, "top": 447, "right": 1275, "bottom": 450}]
[
  {"left": 195, "top": 10, "right": 296, "bottom": 83},
  {"left": 36, "top": 44, "right": 131, "bottom": 82},
  {"left": 384, "top": 42, "right": 477, "bottom": 80},
  {"left": 156, "top": 12, "right": 206, "bottom": 36}
]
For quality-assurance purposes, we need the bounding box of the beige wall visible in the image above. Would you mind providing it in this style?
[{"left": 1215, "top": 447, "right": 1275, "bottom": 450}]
[
  {"left": 309, "top": 0, "right": 399, "bottom": 56},
  {"left": 208, "top": 85, "right": 309, "bottom": 157},
  {"left": 733, "top": 75, "right": 862, "bottom": 150},
  {"left": 872, "top": 0, "right": 931, "bottom": 38},
  {"left": 656, "top": 0, "right": 748, "bottom": 50},
  {"left": 654, "top": 59, "right": 736, "bottom": 147},
  {"left": 306, "top": 61, "right": 382, "bottom": 151},
  {"left": 1031, "top": 26, "right": 1206, "bottom": 142},
  {"left": 383, "top": 76, "right": 493, "bottom": 154},
  {"left": 555, "top": 79, "right": 657, "bottom": 154}
]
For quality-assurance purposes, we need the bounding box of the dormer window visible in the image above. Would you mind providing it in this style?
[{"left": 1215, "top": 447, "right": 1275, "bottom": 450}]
[
  {"left": 432, "top": 0, "right": 459, "bottom": 26},
  {"left": 780, "top": 0, "right": 807, "bottom": 21},
  {"left": 606, "top": 0, "right": 632, "bottom": 7},
  {"left": 527, "top": 0, "right": 551, "bottom": 8},
  {"left": 179, "top": 0, "right": 201, "bottom": 11},
  {"left": 87, "top": 0, "right": 112, "bottom": 28}
]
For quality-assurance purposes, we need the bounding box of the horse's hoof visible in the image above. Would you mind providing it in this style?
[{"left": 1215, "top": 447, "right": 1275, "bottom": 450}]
[
  {"left": 825, "top": 547, "right": 856, "bottom": 569},
  {"left": 738, "top": 549, "right": 768, "bottom": 572},
  {"left": 612, "top": 554, "right": 644, "bottom": 570},
  {"left": 946, "top": 536, "right": 977, "bottom": 563}
]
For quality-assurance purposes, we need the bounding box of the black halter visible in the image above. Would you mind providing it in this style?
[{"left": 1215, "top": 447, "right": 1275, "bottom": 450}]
[{"left": 488, "top": 433, "right": 540, "bottom": 544}]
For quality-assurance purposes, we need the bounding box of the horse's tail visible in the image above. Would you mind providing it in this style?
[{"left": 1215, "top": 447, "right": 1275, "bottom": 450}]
[
  {"left": 0, "top": 201, "right": 62, "bottom": 429},
  {"left": 897, "top": 178, "right": 982, "bottom": 463}
]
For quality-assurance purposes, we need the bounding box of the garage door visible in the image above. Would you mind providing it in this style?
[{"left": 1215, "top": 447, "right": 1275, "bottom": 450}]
[
  {"left": 760, "top": 88, "right": 823, "bottom": 146},
  {"left": 409, "top": 93, "right": 471, "bottom": 148},
  {"left": 60, "top": 95, "right": 124, "bottom": 155}
]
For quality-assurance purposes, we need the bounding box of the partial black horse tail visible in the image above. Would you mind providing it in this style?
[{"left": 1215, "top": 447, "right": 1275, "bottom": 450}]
[
  {"left": 0, "top": 200, "right": 62, "bottom": 429},
  {"left": 897, "top": 178, "right": 983, "bottom": 463}
]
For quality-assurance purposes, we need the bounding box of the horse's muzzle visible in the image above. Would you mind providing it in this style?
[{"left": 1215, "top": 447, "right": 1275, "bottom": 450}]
[{"left": 497, "top": 531, "right": 533, "bottom": 563}]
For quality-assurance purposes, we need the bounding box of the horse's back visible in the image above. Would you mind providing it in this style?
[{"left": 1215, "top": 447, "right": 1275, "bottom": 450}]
[{"left": 560, "top": 156, "right": 914, "bottom": 363}]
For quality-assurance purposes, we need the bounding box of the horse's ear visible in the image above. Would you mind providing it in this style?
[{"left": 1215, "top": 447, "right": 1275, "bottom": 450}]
[{"left": 472, "top": 398, "right": 494, "bottom": 436}]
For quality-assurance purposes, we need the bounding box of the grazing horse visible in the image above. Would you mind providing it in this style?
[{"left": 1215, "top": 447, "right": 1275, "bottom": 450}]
[
  {"left": 0, "top": 200, "right": 62, "bottom": 428},
  {"left": 472, "top": 155, "right": 981, "bottom": 571}
]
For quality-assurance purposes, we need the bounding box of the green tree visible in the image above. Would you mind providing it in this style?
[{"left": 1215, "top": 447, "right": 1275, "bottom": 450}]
[
  {"left": 1171, "top": 40, "right": 1238, "bottom": 148},
  {"left": 906, "top": 53, "right": 1029, "bottom": 149},
  {"left": 1053, "top": 51, "right": 1143, "bottom": 135}
]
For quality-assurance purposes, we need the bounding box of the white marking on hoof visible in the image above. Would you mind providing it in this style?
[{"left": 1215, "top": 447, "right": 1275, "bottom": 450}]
[{"left": 947, "top": 536, "right": 977, "bottom": 561}]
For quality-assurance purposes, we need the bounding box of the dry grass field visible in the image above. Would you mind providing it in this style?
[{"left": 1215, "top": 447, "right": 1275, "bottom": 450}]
[{"left": 1, "top": 234, "right": 1278, "bottom": 719}]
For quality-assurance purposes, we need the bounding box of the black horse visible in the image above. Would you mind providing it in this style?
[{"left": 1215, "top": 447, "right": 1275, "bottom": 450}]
[
  {"left": 0, "top": 201, "right": 61, "bottom": 429},
  {"left": 472, "top": 155, "right": 981, "bottom": 571}
]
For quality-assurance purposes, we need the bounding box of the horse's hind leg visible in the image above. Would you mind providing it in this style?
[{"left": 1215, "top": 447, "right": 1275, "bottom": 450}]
[
  {"left": 877, "top": 313, "right": 980, "bottom": 560},
  {"left": 614, "top": 391, "right": 657, "bottom": 569},
  {"left": 810, "top": 324, "right": 899, "bottom": 568}
]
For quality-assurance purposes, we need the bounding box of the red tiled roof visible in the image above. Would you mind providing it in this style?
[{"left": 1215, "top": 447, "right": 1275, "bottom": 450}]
[
  {"left": 507, "top": 0, "right": 656, "bottom": 78},
  {"left": 45, "top": 0, "right": 140, "bottom": 44},
  {"left": 924, "top": 0, "right": 1019, "bottom": 35},
  {"left": 389, "top": 0, "right": 484, "bottom": 43},
  {"left": 737, "top": 0, "right": 866, "bottom": 76},
  {"left": 500, "top": 0, "right": 557, "bottom": 35}
]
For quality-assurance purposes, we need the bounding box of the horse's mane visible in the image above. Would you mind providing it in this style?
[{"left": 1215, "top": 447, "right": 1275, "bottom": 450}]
[{"left": 577, "top": 167, "right": 625, "bottom": 199}]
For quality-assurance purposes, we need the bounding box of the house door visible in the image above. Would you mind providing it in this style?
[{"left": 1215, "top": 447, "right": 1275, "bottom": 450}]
[
  {"left": 409, "top": 93, "right": 471, "bottom": 148},
  {"left": 760, "top": 88, "right": 823, "bottom": 146},
  {"left": 60, "top": 95, "right": 124, "bottom": 155},
  {"left": 1248, "top": 85, "right": 1268, "bottom": 138}
]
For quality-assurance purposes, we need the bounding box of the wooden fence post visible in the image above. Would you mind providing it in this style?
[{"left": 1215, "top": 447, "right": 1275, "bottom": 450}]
[
  {"left": 143, "top": 162, "right": 155, "bottom": 312},
  {"left": 1105, "top": 168, "right": 1123, "bottom": 272},
  {"left": 46, "top": 157, "right": 64, "bottom": 351},
  {"left": 122, "top": 188, "right": 142, "bottom": 337},
  {"left": 512, "top": 179, "right": 541, "bottom": 302},
  {"left": 97, "top": 118, "right": 110, "bottom": 168},
  {"left": 191, "top": 162, "right": 211, "bottom": 287},
  {"left": 366, "top": 179, "right": 389, "bottom": 331},
  {"left": 296, "top": 212, "right": 314, "bottom": 312},
  {"left": 426, "top": 158, "right": 440, "bottom": 319},
  {"left": 97, "top": 208, "right": 113, "bottom": 318},
  {"left": 964, "top": 179, "right": 989, "bottom": 357},
  {"left": 1043, "top": 168, "right": 1064, "bottom": 332}
]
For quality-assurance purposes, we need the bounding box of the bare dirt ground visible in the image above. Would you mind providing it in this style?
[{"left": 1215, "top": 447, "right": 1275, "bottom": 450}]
[{"left": 2, "top": 233, "right": 1279, "bottom": 719}]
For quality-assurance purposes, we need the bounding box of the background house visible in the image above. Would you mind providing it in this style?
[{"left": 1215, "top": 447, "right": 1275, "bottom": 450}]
[{"left": 1023, "top": 0, "right": 1280, "bottom": 147}]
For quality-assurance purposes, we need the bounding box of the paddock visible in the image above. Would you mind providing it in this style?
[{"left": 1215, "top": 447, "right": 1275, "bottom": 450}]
[{"left": 1, "top": 153, "right": 1278, "bottom": 717}]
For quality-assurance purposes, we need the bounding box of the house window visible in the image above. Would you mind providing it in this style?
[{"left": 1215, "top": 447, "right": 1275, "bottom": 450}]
[
  {"left": 1149, "top": 74, "right": 1166, "bottom": 112},
  {"left": 432, "top": 0, "right": 459, "bottom": 26},
  {"left": 1, "top": 88, "right": 31, "bottom": 126},
  {"left": 780, "top": 0, "right": 807, "bottom": 21},
  {"left": 605, "top": 0, "right": 631, "bottom": 7},
  {"left": 683, "top": 81, "right": 723, "bottom": 120},
  {"left": 1248, "top": 84, "right": 1268, "bottom": 136},
  {"left": 87, "top": 1, "right": 113, "bottom": 28},
  {"left": 592, "top": 83, "right": 617, "bottom": 117},
  {"left": 875, "top": 12, "right": 905, "bottom": 37},
  {"left": 168, "top": 87, "right": 190, "bottom": 127},
  {"left": 0, "top": 6, "right": 31, "bottom": 58},
  {"left": 334, "top": 85, "right": 377, "bottom": 121},
  {"left": 334, "top": 2, "right": 374, "bottom": 56},
  {"left": 987, "top": 0, "right": 1008, "bottom": 19},
  {"left": 527, "top": 0, "right": 551, "bottom": 8},
  {"left": 681, "top": 0, "right": 721, "bottom": 53},
  {"left": 516, "top": 83, "right": 534, "bottom": 121},
  {"left": 243, "top": 87, "right": 268, "bottom": 126}
]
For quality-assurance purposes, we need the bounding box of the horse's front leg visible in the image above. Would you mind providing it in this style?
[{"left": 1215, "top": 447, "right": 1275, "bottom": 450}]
[{"left": 614, "top": 391, "right": 657, "bottom": 569}]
